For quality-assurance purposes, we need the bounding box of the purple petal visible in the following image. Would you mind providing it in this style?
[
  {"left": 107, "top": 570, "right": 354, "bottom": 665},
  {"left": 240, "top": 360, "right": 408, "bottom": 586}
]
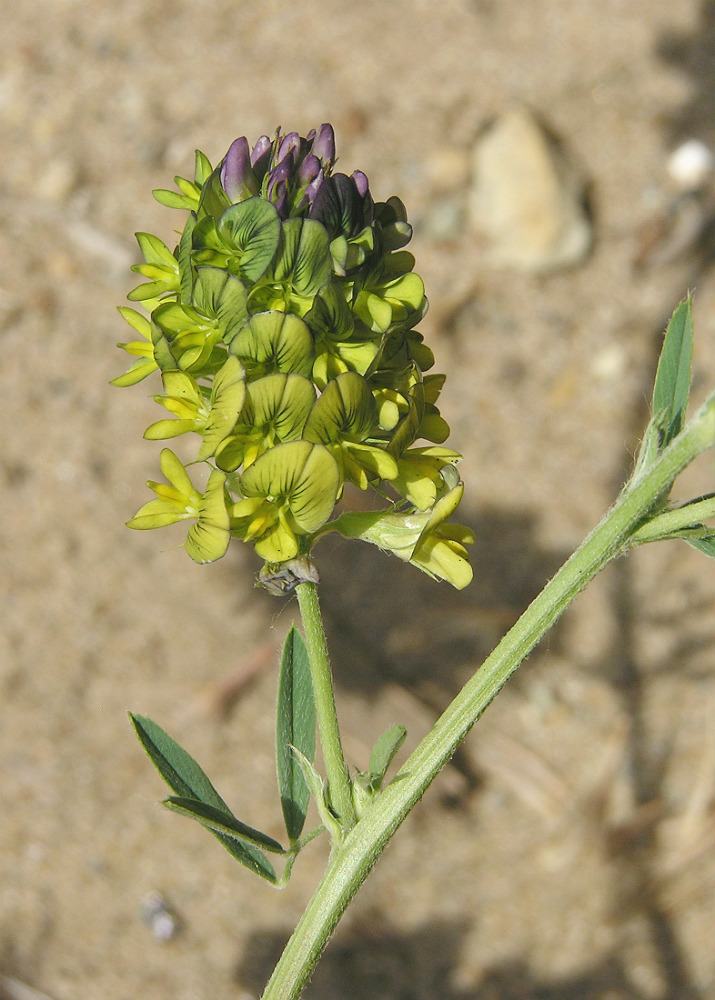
[
  {"left": 310, "top": 123, "right": 335, "bottom": 167},
  {"left": 276, "top": 131, "right": 301, "bottom": 168},
  {"left": 298, "top": 153, "right": 322, "bottom": 187},
  {"left": 250, "top": 135, "right": 273, "bottom": 178},
  {"left": 220, "top": 137, "right": 256, "bottom": 202},
  {"left": 267, "top": 159, "right": 292, "bottom": 201},
  {"left": 351, "top": 169, "right": 369, "bottom": 198},
  {"left": 303, "top": 171, "right": 324, "bottom": 203}
]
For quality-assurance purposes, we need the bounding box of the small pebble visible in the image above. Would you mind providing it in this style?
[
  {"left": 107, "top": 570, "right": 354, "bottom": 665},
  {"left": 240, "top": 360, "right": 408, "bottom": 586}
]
[
  {"left": 141, "top": 890, "right": 181, "bottom": 941},
  {"left": 666, "top": 139, "right": 714, "bottom": 191}
]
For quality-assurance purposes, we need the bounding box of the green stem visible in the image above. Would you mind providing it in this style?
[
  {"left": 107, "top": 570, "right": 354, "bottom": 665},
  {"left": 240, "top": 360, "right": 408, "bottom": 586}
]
[
  {"left": 628, "top": 495, "right": 715, "bottom": 545},
  {"left": 296, "top": 581, "right": 357, "bottom": 833},
  {"left": 262, "top": 394, "right": 714, "bottom": 1000}
]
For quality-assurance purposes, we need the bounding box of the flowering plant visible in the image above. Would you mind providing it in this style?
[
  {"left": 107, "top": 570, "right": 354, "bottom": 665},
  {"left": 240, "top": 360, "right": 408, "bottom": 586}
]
[
  {"left": 115, "top": 126, "right": 715, "bottom": 1000},
  {"left": 114, "top": 124, "right": 472, "bottom": 587}
]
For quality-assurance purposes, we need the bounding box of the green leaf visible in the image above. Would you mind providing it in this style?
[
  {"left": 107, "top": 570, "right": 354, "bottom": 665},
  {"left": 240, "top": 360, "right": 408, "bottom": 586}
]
[
  {"left": 130, "top": 713, "right": 229, "bottom": 805},
  {"left": 290, "top": 746, "right": 343, "bottom": 843},
  {"left": 687, "top": 534, "right": 715, "bottom": 557},
  {"left": 368, "top": 725, "right": 407, "bottom": 791},
  {"left": 652, "top": 296, "right": 693, "bottom": 448},
  {"left": 165, "top": 797, "right": 286, "bottom": 854},
  {"left": 130, "top": 714, "right": 277, "bottom": 882},
  {"left": 276, "top": 627, "right": 316, "bottom": 841}
]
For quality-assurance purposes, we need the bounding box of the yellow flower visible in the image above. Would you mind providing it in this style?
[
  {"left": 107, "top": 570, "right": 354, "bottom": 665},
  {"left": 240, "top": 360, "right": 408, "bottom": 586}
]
[{"left": 127, "top": 449, "right": 230, "bottom": 563}]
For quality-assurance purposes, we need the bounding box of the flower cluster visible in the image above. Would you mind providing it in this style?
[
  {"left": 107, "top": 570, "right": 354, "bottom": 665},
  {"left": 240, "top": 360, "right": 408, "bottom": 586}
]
[{"left": 114, "top": 125, "right": 473, "bottom": 587}]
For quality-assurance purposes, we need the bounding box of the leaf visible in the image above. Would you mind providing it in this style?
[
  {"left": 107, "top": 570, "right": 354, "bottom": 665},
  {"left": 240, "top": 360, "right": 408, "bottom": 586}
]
[
  {"left": 165, "top": 797, "right": 286, "bottom": 854},
  {"left": 687, "top": 534, "right": 715, "bottom": 557},
  {"left": 368, "top": 725, "right": 407, "bottom": 791},
  {"left": 276, "top": 627, "right": 316, "bottom": 841},
  {"left": 130, "top": 714, "right": 278, "bottom": 883},
  {"left": 289, "top": 746, "right": 343, "bottom": 843},
  {"left": 131, "top": 713, "right": 228, "bottom": 805},
  {"left": 652, "top": 296, "right": 693, "bottom": 448}
]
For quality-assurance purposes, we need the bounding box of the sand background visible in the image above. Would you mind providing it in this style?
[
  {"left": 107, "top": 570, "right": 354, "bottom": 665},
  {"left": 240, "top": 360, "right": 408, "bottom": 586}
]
[{"left": 1, "top": 2, "right": 713, "bottom": 998}]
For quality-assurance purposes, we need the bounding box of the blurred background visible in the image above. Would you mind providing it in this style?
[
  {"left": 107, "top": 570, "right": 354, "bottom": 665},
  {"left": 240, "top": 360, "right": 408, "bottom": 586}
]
[{"left": 1, "top": 2, "right": 713, "bottom": 998}]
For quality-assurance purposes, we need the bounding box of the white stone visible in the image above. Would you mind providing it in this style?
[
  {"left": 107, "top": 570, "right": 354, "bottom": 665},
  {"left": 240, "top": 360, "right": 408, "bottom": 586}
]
[
  {"left": 666, "top": 139, "right": 714, "bottom": 191},
  {"left": 469, "top": 106, "right": 592, "bottom": 273}
]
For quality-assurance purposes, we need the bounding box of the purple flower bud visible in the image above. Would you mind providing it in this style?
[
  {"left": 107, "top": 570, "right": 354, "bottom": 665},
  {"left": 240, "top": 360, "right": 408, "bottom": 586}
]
[
  {"left": 267, "top": 159, "right": 292, "bottom": 218},
  {"left": 276, "top": 131, "right": 301, "bottom": 169},
  {"left": 302, "top": 172, "right": 324, "bottom": 204},
  {"left": 310, "top": 172, "right": 373, "bottom": 238},
  {"left": 298, "top": 153, "right": 322, "bottom": 187},
  {"left": 309, "top": 123, "right": 335, "bottom": 167},
  {"left": 250, "top": 135, "right": 273, "bottom": 178},
  {"left": 220, "top": 136, "right": 258, "bottom": 202},
  {"left": 351, "top": 170, "right": 369, "bottom": 198}
]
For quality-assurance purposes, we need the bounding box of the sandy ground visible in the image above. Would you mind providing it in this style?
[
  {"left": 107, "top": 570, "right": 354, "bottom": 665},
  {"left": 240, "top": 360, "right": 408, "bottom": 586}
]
[{"left": 1, "top": 2, "right": 714, "bottom": 999}]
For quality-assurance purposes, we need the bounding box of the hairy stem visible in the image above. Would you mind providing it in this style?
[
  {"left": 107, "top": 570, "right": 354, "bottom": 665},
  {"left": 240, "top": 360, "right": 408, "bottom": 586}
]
[
  {"left": 296, "top": 580, "right": 356, "bottom": 833},
  {"left": 262, "top": 394, "right": 714, "bottom": 1000}
]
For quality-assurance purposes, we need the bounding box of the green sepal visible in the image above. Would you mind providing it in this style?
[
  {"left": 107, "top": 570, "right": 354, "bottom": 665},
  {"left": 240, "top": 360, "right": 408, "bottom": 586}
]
[
  {"left": 230, "top": 311, "right": 315, "bottom": 379},
  {"left": 130, "top": 714, "right": 278, "bottom": 883},
  {"left": 127, "top": 233, "right": 181, "bottom": 301},
  {"left": 152, "top": 188, "right": 197, "bottom": 211},
  {"left": 110, "top": 357, "right": 157, "bottom": 387},
  {"left": 276, "top": 626, "right": 316, "bottom": 842}
]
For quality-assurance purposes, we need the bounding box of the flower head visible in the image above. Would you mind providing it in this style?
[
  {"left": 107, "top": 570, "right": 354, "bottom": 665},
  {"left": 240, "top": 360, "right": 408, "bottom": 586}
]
[{"left": 115, "top": 124, "right": 471, "bottom": 585}]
